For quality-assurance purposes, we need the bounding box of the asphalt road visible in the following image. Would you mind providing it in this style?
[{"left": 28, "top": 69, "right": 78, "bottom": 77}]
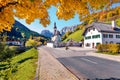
[{"left": 42, "top": 46, "right": 120, "bottom": 80}]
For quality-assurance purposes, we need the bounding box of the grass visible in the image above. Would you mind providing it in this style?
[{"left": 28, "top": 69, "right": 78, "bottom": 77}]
[
  {"left": 0, "top": 48, "right": 38, "bottom": 80},
  {"left": 116, "top": 18, "right": 120, "bottom": 27},
  {"left": 63, "top": 28, "right": 84, "bottom": 42}
]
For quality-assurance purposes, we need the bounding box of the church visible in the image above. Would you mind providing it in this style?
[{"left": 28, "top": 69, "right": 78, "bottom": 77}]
[
  {"left": 47, "top": 22, "right": 62, "bottom": 48},
  {"left": 51, "top": 22, "right": 62, "bottom": 47}
]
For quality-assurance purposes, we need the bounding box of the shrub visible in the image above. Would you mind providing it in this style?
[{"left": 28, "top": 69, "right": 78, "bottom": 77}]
[
  {"left": 0, "top": 43, "right": 15, "bottom": 61},
  {"left": 108, "top": 44, "right": 120, "bottom": 53},
  {"left": 97, "top": 44, "right": 108, "bottom": 52},
  {"left": 97, "top": 44, "right": 120, "bottom": 54},
  {"left": 96, "top": 44, "right": 102, "bottom": 52},
  {"left": 25, "top": 39, "right": 42, "bottom": 48}
]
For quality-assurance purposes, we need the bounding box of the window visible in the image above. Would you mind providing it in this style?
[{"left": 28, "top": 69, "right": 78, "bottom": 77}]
[
  {"left": 85, "top": 36, "right": 91, "bottom": 40},
  {"left": 116, "top": 35, "right": 120, "bottom": 38},
  {"left": 103, "top": 34, "right": 108, "bottom": 38},
  {"left": 92, "top": 34, "right": 100, "bottom": 39},
  {"left": 93, "top": 28, "right": 95, "bottom": 31},
  {"left": 109, "top": 34, "right": 113, "bottom": 38}
]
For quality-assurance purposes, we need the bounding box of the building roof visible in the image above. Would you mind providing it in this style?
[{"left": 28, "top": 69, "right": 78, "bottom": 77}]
[{"left": 83, "top": 22, "right": 120, "bottom": 35}]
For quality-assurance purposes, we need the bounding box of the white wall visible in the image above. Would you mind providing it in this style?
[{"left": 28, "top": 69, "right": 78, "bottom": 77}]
[
  {"left": 47, "top": 43, "right": 54, "bottom": 47},
  {"left": 84, "top": 28, "right": 102, "bottom": 48},
  {"left": 84, "top": 28, "right": 120, "bottom": 48},
  {"left": 6, "top": 41, "right": 21, "bottom": 45}
]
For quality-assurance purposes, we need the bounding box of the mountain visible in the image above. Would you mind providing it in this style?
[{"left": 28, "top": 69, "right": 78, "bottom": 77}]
[
  {"left": 13, "top": 20, "right": 43, "bottom": 38},
  {"left": 41, "top": 30, "right": 53, "bottom": 38},
  {"left": 60, "top": 25, "right": 78, "bottom": 35},
  {"left": 2, "top": 20, "right": 44, "bottom": 40}
]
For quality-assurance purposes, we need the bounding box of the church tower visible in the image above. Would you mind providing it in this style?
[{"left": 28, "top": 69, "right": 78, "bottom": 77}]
[{"left": 54, "top": 22, "right": 57, "bottom": 36}]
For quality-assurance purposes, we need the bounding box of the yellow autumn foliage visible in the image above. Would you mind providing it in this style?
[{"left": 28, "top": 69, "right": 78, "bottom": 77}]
[
  {"left": 25, "top": 39, "right": 42, "bottom": 47},
  {"left": 0, "top": 0, "right": 120, "bottom": 32}
]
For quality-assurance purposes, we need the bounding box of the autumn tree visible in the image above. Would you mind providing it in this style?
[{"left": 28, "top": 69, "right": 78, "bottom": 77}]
[{"left": 0, "top": 0, "right": 120, "bottom": 32}]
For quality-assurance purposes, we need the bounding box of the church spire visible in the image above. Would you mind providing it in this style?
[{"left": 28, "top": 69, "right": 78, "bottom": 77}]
[
  {"left": 54, "top": 22, "right": 57, "bottom": 36},
  {"left": 54, "top": 22, "right": 57, "bottom": 29}
]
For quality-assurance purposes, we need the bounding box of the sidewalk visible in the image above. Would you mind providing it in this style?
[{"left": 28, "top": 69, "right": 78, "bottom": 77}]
[
  {"left": 87, "top": 52, "right": 120, "bottom": 62},
  {"left": 68, "top": 47, "right": 120, "bottom": 62},
  {"left": 37, "top": 47, "right": 79, "bottom": 80}
]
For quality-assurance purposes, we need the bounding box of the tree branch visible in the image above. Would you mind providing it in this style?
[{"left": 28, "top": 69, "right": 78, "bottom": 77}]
[{"left": 0, "top": 1, "right": 18, "bottom": 12}]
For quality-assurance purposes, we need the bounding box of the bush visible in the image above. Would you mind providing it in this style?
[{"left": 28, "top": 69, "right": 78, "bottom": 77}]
[
  {"left": 97, "top": 44, "right": 108, "bottom": 52},
  {"left": 96, "top": 44, "right": 102, "bottom": 52},
  {"left": 97, "top": 44, "right": 120, "bottom": 54},
  {"left": 0, "top": 43, "right": 15, "bottom": 61},
  {"left": 25, "top": 39, "right": 42, "bottom": 48},
  {"left": 108, "top": 44, "right": 120, "bottom": 53}
]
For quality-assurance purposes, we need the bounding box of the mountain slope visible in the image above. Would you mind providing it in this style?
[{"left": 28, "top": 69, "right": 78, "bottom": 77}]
[
  {"left": 13, "top": 20, "right": 42, "bottom": 38},
  {"left": 41, "top": 30, "right": 53, "bottom": 38},
  {"left": 1, "top": 20, "right": 45, "bottom": 40},
  {"left": 60, "top": 25, "right": 78, "bottom": 35},
  {"left": 63, "top": 29, "right": 84, "bottom": 42}
]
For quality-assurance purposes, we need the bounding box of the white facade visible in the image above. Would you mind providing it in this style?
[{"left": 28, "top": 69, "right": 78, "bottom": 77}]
[
  {"left": 84, "top": 28, "right": 120, "bottom": 48},
  {"left": 47, "top": 43, "right": 54, "bottom": 47},
  {"left": 6, "top": 41, "right": 21, "bottom": 46},
  {"left": 84, "top": 28, "right": 102, "bottom": 48}
]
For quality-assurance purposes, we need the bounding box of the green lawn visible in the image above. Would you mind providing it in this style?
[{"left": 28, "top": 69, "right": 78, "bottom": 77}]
[
  {"left": 63, "top": 29, "right": 84, "bottom": 42},
  {"left": 0, "top": 48, "right": 38, "bottom": 80}
]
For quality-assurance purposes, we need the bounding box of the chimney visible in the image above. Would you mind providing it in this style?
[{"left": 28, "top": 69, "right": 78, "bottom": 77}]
[{"left": 112, "top": 20, "right": 116, "bottom": 29}]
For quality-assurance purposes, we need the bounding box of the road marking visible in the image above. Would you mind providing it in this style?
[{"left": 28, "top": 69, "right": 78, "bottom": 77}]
[{"left": 81, "top": 58, "right": 98, "bottom": 64}]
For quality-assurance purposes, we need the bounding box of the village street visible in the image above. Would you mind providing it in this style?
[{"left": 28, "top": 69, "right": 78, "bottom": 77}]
[{"left": 38, "top": 46, "right": 120, "bottom": 80}]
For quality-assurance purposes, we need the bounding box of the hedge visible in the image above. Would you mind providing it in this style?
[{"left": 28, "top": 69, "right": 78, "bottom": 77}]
[{"left": 97, "top": 44, "right": 120, "bottom": 54}]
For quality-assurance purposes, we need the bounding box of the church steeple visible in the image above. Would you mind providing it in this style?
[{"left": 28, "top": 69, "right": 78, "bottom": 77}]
[
  {"left": 54, "top": 22, "right": 57, "bottom": 36},
  {"left": 54, "top": 22, "right": 57, "bottom": 29}
]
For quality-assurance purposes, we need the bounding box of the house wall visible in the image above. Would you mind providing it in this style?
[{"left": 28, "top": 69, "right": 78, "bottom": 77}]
[
  {"left": 102, "top": 32, "right": 120, "bottom": 44},
  {"left": 6, "top": 41, "right": 21, "bottom": 46},
  {"left": 84, "top": 28, "right": 102, "bottom": 48},
  {"left": 84, "top": 28, "right": 120, "bottom": 48}
]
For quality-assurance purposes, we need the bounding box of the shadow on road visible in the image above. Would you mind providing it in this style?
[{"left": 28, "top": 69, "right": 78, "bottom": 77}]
[{"left": 56, "top": 56, "right": 120, "bottom": 80}]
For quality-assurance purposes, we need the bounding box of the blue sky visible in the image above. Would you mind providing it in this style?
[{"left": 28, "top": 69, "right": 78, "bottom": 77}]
[
  {"left": 15, "top": 6, "right": 81, "bottom": 34},
  {"left": 15, "top": 3, "right": 120, "bottom": 34}
]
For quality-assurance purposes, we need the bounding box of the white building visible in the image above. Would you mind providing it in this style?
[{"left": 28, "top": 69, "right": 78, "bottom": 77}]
[
  {"left": 6, "top": 41, "right": 22, "bottom": 46},
  {"left": 83, "top": 21, "right": 120, "bottom": 48}
]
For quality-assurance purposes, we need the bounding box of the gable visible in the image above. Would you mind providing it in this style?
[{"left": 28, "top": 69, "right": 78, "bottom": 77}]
[{"left": 83, "top": 26, "right": 99, "bottom": 36}]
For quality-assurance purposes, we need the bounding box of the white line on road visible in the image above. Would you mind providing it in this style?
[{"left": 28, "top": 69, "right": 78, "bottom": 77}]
[{"left": 81, "top": 58, "right": 98, "bottom": 64}]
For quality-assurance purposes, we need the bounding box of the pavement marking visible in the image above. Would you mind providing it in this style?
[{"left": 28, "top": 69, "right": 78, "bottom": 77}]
[{"left": 81, "top": 58, "right": 98, "bottom": 64}]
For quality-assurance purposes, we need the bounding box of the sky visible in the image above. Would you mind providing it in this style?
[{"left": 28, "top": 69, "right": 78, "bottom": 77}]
[
  {"left": 15, "top": 6, "right": 81, "bottom": 34},
  {"left": 15, "top": 3, "right": 120, "bottom": 34}
]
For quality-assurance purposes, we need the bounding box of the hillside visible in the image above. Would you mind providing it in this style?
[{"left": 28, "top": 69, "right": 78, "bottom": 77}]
[
  {"left": 63, "top": 28, "right": 84, "bottom": 42},
  {"left": 13, "top": 20, "right": 43, "bottom": 38},
  {"left": 2, "top": 20, "right": 44, "bottom": 39}
]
